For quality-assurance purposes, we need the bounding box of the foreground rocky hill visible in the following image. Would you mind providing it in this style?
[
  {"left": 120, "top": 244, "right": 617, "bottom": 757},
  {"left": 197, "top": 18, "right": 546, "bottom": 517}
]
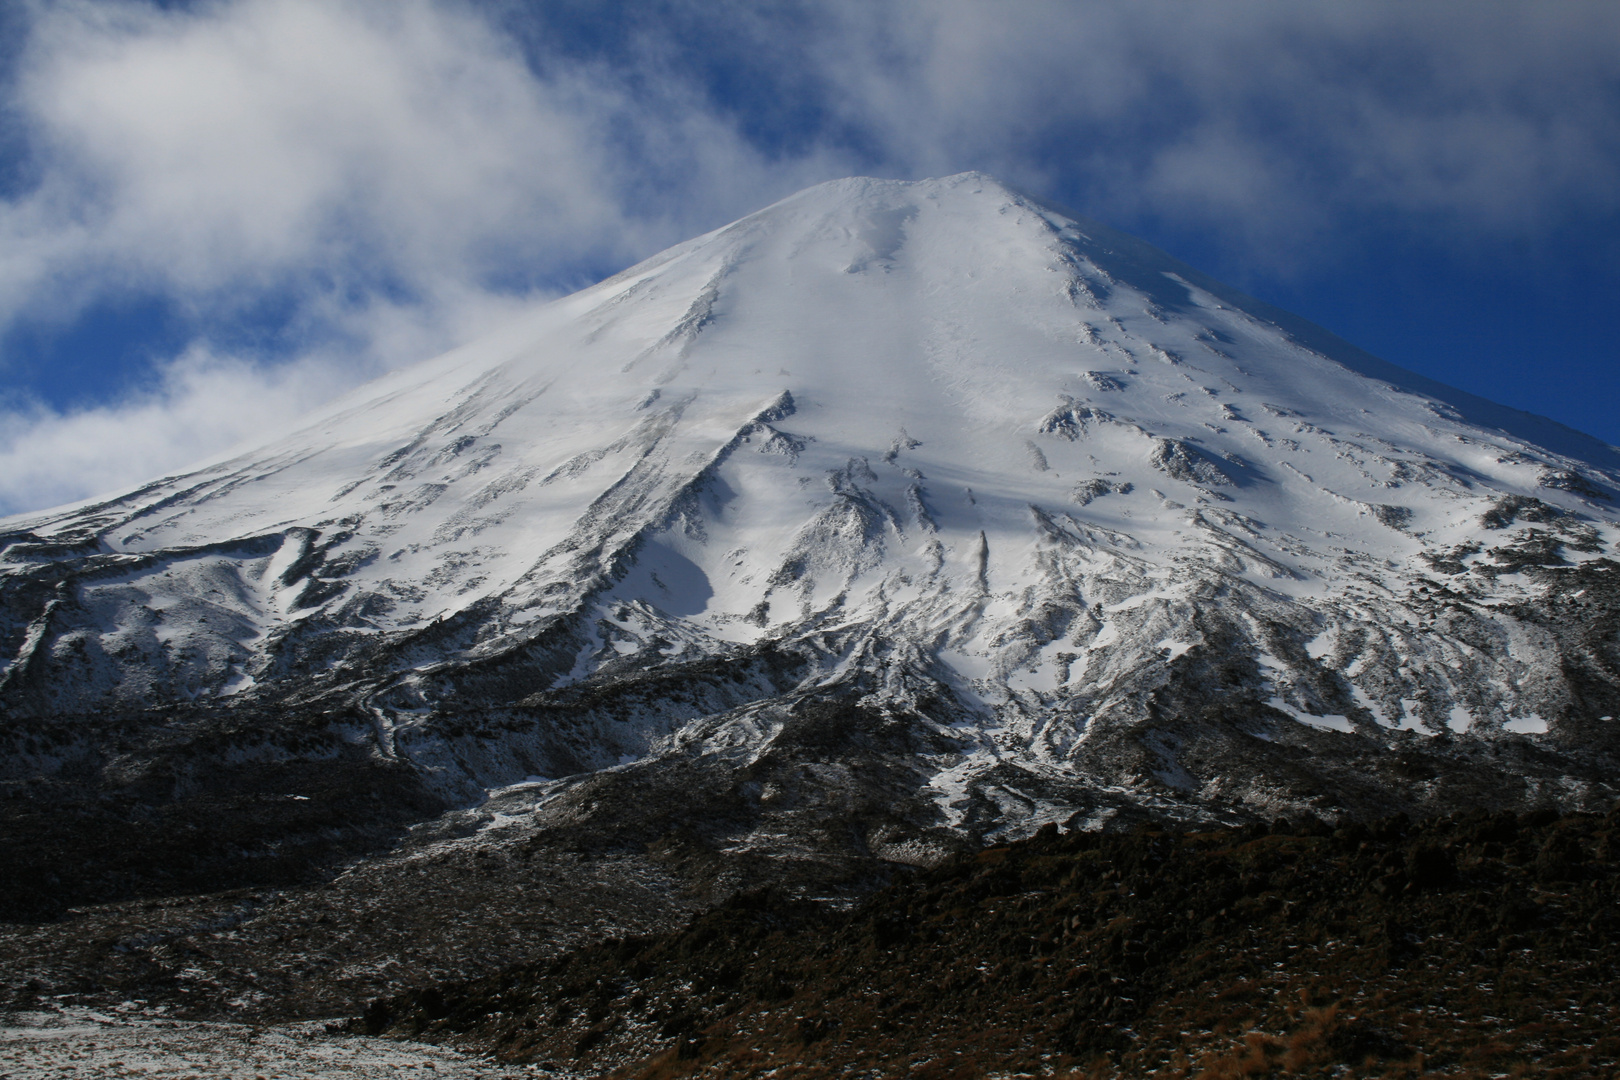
[{"left": 372, "top": 805, "right": 1620, "bottom": 1079}]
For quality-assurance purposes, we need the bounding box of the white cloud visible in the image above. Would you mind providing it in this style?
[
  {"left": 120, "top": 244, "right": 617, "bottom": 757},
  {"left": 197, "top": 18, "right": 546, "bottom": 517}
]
[
  {"left": 0, "top": 0, "right": 849, "bottom": 516},
  {"left": 790, "top": 0, "right": 1620, "bottom": 243},
  {"left": 0, "top": 344, "right": 354, "bottom": 516},
  {"left": 7, "top": 0, "right": 655, "bottom": 321}
]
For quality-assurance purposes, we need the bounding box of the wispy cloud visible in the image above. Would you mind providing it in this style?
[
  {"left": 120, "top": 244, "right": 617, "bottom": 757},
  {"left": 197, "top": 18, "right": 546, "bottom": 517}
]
[
  {"left": 0, "top": 0, "right": 848, "bottom": 514},
  {"left": 0, "top": 345, "right": 351, "bottom": 516},
  {"left": 2, "top": 0, "right": 1616, "bottom": 515},
  {"left": 794, "top": 0, "right": 1620, "bottom": 246}
]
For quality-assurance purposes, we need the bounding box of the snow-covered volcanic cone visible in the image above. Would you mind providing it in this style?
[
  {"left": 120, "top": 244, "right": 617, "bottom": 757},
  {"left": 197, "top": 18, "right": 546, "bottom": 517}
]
[{"left": 5, "top": 174, "right": 1619, "bottom": 888}]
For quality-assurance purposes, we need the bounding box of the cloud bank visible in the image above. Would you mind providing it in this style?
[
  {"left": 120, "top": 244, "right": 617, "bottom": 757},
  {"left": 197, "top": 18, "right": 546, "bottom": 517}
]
[
  {"left": 803, "top": 1, "right": 1620, "bottom": 239},
  {"left": 1, "top": 0, "right": 1617, "bottom": 514}
]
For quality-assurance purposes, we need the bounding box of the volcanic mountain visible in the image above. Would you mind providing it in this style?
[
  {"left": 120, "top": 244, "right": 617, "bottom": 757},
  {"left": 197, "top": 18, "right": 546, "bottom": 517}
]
[{"left": 4, "top": 173, "right": 1620, "bottom": 918}]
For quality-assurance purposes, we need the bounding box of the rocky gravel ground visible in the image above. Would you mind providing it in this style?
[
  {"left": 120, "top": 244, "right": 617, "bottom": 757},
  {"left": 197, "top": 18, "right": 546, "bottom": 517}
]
[
  {"left": 0, "top": 787, "right": 709, "bottom": 1027},
  {"left": 0, "top": 1006, "right": 557, "bottom": 1079}
]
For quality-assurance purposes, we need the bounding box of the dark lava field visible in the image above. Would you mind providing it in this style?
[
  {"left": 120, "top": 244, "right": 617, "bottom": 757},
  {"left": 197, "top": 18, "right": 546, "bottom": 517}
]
[{"left": 349, "top": 805, "right": 1620, "bottom": 1079}]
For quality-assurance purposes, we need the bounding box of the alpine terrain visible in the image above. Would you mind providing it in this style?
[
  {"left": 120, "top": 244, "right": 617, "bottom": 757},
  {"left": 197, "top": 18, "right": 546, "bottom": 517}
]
[{"left": 4, "top": 174, "right": 1620, "bottom": 1025}]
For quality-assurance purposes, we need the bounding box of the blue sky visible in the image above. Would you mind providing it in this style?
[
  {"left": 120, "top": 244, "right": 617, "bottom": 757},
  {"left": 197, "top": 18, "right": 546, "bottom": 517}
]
[{"left": 0, "top": 0, "right": 1616, "bottom": 515}]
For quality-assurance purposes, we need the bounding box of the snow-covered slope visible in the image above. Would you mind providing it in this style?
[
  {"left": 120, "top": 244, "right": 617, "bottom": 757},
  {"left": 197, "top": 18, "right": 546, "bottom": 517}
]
[{"left": 5, "top": 174, "right": 1620, "bottom": 859}]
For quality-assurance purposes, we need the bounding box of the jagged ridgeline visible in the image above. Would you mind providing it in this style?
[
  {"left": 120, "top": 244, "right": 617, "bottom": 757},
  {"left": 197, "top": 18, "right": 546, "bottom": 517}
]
[{"left": 3, "top": 173, "right": 1620, "bottom": 912}]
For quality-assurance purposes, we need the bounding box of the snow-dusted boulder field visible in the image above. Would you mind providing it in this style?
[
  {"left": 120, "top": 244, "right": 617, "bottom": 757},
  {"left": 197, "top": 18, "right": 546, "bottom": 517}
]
[{"left": 4, "top": 174, "right": 1619, "bottom": 908}]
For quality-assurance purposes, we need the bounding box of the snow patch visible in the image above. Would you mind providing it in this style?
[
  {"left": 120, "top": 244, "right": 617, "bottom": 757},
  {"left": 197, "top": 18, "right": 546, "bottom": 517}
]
[
  {"left": 1503, "top": 714, "right": 1549, "bottom": 734},
  {"left": 1267, "top": 697, "right": 1354, "bottom": 734},
  {"left": 1156, "top": 638, "right": 1193, "bottom": 662}
]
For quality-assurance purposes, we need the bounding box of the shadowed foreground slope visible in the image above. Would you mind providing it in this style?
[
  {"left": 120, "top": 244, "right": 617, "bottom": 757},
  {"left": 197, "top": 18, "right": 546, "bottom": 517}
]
[{"left": 372, "top": 806, "right": 1620, "bottom": 1079}]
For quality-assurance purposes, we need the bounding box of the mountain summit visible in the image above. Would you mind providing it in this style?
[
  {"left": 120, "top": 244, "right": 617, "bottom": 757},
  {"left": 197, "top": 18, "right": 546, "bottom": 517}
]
[{"left": 4, "top": 174, "right": 1619, "bottom": 910}]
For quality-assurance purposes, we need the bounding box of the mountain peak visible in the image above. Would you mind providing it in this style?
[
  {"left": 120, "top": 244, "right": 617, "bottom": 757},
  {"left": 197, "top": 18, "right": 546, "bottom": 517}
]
[{"left": 4, "top": 175, "right": 1619, "bottom": 906}]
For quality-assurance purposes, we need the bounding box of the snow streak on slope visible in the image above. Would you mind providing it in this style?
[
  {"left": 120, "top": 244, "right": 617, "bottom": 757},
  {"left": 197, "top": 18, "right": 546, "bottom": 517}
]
[{"left": 4, "top": 173, "right": 1620, "bottom": 844}]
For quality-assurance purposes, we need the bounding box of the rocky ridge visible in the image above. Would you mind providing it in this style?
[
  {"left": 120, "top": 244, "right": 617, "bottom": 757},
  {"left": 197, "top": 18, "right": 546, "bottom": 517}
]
[{"left": 369, "top": 804, "right": 1620, "bottom": 1079}]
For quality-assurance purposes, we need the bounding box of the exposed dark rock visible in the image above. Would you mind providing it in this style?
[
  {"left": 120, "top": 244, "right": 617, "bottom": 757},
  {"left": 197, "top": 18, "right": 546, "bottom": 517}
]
[{"left": 361, "top": 806, "right": 1620, "bottom": 1079}]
